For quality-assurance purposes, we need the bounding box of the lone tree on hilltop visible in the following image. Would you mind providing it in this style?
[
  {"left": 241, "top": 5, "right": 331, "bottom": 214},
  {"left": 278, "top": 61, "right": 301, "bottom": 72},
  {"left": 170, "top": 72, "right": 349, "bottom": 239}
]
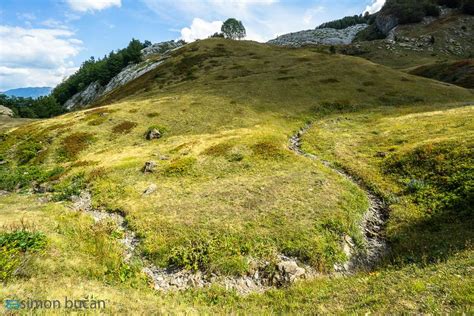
[{"left": 221, "top": 18, "right": 246, "bottom": 40}]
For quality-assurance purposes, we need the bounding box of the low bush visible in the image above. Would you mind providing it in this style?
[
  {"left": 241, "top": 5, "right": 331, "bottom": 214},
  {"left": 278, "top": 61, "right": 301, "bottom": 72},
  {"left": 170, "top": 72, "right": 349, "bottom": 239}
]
[
  {"left": 0, "top": 229, "right": 47, "bottom": 282},
  {"left": 16, "top": 141, "right": 43, "bottom": 165},
  {"left": 112, "top": 121, "right": 138, "bottom": 134},
  {"left": 57, "top": 132, "right": 94, "bottom": 161},
  {"left": 0, "top": 166, "right": 64, "bottom": 191},
  {"left": 52, "top": 173, "right": 87, "bottom": 201}
]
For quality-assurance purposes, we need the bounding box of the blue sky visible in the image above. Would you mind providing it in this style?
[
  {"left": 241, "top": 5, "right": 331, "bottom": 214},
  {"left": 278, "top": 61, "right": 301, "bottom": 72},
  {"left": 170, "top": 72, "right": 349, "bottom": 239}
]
[{"left": 0, "top": 0, "right": 385, "bottom": 91}]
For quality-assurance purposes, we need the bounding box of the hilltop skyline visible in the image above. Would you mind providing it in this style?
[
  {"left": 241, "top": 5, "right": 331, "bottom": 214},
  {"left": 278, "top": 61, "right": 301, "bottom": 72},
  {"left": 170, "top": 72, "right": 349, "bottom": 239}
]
[{"left": 0, "top": 0, "right": 384, "bottom": 91}]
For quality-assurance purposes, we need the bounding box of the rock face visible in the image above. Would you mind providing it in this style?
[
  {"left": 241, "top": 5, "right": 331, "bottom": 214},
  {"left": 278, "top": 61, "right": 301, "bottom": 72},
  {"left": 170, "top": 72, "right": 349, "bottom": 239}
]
[
  {"left": 103, "top": 60, "right": 164, "bottom": 95},
  {"left": 141, "top": 40, "right": 185, "bottom": 58},
  {"left": 63, "top": 40, "right": 185, "bottom": 110},
  {"left": 64, "top": 81, "right": 104, "bottom": 110},
  {"left": 0, "top": 105, "right": 14, "bottom": 117},
  {"left": 375, "top": 13, "right": 399, "bottom": 36},
  {"left": 268, "top": 24, "right": 368, "bottom": 47}
]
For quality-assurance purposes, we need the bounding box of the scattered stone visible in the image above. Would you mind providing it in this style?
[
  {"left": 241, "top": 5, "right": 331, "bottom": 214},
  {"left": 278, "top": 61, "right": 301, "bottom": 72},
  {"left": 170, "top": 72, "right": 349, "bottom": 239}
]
[
  {"left": 143, "top": 183, "right": 157, "bottom": 195},
  {"left": 375, "top": 151, "right": 387, "bottom": 158},
  {"left": 142, "top": 161, "right": 156, "bottom": 173},
  {"left": 277, "top": 260, "right": 306, "bottom": 284},
  {"left": 146, "top": 129, "right": 162, "bottom": 140},
  {"left": 71, "top": 191, "right": 93, "bottom": 211}
]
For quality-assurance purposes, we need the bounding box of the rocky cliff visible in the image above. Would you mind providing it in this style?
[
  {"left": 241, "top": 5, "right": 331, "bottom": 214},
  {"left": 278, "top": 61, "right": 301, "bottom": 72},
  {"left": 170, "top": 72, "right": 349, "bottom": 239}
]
[
  {"left": 64, "top": 41, "right": 184, "bottom": 110},
  {"left": 268, "top": 24, "right": 368, "bottom": 47}
]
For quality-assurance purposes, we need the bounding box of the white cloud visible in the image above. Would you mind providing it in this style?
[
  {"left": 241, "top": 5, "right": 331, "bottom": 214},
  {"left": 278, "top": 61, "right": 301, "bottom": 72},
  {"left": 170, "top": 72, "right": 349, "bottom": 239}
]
[
  {"left": 365, "top": 0, "right": 385, "bottom": 14},
  {"left": 0, "top": 25, "right": 81, "bottom": 90},
  {"left": 181, "top": 18, "right": 222, "bottom": 42},
  {"left": 144, "top": 0, "right": 330, "bottom": 42},
  {"left": 66, "top": 0, "right": 121, "bottom": 12}
]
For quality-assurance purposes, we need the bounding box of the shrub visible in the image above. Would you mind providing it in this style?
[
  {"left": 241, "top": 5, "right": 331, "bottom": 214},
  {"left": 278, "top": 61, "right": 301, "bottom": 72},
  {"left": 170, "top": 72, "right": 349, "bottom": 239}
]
[
  {"left": 52, "top": 173, "right": 87, "bottom": 201},
  {"left": 0, "top": 230, "right": 47, "bottom": 252},
  {"left": 58, "top": 132, "right": 94, "bottom": 161},
  {"left": 0, "top": 229, "right": 47, "bottom": 282},
  {"left": 16, "top": 141, "right": 43, "bottom": 165},
  {"left": 112, "top": 121, "right": 138, "bottom": 134},
  {"left": 0, "top": 166, "right": 64, "bottom": 191}
]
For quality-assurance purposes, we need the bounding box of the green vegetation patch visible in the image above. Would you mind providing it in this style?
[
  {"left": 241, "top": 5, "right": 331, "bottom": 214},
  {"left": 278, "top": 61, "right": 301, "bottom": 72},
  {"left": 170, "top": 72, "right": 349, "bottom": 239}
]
[
  {"left": 384, "top": 140, "right": 473, "bottom": 216},
  {"left": 251, "top": 139, "right": 288, "bottom": 160},
  {"left": 0, "top": 228, "right": 47, "bottom": 282},
  {"left": 112, "top": 121, "right": 138, "bottom": 134},
  {"left": 162, "top": 157, "right": 197, "bottom": 176},
  {"left": 57, "top": 132, "right": 94, "bottom": 161},
  {"left": 0, "top": 166, "right": 64, "bottom": 191}
]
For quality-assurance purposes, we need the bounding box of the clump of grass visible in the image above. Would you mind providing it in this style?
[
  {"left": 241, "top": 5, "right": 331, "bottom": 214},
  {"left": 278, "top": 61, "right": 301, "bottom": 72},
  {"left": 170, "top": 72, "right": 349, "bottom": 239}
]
[
  {"left": 251, "top": 140, "right": 287, "bottom": 160},
  {"left": 163, "top": 157, "right": 197, "bottom": 176},
  {"left": 58, "top": 132, "right": 94, "bottom": 161},
  {"left": 146, "top": 112, "right": 159, "bottom": 118},
  {"left": 0, "top": 228, "right": 47, "bottom": 282},
  {"left": 112, "top": 121, "right": 138, "bottom": 134},
  {"left": 203, "top": 143, "right": 233, "bottom": 156},
  {"left": 87, "top": 116, "right": 108, "bottom": 126}
]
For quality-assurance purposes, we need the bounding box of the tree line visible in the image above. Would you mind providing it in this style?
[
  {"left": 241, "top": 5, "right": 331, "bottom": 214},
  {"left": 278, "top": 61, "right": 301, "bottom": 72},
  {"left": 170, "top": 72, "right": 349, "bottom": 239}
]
[{"left": 52, "top": 38, "right": 147, "bottom": 105}]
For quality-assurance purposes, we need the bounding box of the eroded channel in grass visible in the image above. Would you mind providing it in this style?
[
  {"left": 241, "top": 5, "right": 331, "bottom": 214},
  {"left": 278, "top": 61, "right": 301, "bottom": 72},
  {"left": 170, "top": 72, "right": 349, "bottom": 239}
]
[
  {"left": 289, "top": 123, "right": 389, "bottom": 272},
  {"left": 70, "top": 191, "right": 319, "bottom": 294}
]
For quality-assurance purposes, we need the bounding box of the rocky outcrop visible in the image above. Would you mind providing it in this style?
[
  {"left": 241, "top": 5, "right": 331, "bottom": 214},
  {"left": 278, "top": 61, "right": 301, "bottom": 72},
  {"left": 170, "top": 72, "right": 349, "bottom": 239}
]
[
  {"left": 268, "top": 24, "right": 368, "bottom": 47},
  {"left": 0, "top": 105, "right": 14, "bottom": 117},
  {"left": 141, "top": 40, "right": 185, "bottom": 58},
  {"left": 103, "top": 61, "right": 163, "bottom": 95},
  {"left": 375, "top": 13, "right": 399, "bottom": 36},
  {"left": 64, "top": 40, "right": 185, "bottom": 110},
  {"left": 64, "top": 81, "right": 104, "bottom": 110}
]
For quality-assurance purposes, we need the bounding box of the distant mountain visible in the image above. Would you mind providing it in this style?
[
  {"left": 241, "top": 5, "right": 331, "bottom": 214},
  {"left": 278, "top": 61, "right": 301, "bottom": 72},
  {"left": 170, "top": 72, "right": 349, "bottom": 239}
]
[{"left": 2, "top": 87, "right": 52, "bottom": 98}]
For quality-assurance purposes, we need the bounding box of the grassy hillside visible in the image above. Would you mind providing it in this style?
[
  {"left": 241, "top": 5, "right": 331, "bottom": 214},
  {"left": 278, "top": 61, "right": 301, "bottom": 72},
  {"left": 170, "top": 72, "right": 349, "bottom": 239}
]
[
  {"left": 409, "top": 59, "right": 474, "bottom": 88},
  {"left": 1, "top": 39, "right": 473, "bottom": 313}
]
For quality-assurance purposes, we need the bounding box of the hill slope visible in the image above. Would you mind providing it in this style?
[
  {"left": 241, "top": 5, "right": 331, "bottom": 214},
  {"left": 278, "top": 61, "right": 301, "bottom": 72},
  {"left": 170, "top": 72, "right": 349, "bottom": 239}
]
[
  {"left": 2, "top": 87, "right": 52, "bottom": 99},
  {"left": 0, "top": 39, "right": 473, "bottom": 313}
]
